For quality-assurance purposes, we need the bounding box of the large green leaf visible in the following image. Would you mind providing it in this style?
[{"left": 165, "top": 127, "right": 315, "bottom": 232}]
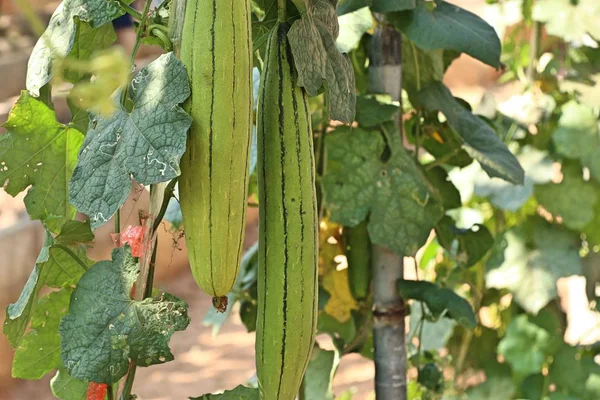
[
  {"left": 424, "top": 167, "right": 461, "bottom": 211},
  {"left": 54, "top": 220, "right": 94, "bottom": 245},
  {"left": 0, "top": 92, "right": 84, "bottom": 231},
  {"left": 533, "top": 0, "right": 600, "bottom": 43},
  {"left": 435, "top": 215, "right": 494, "bottom": 267},
  {"left": 402, "top": 42, "right": 444, "bottom": 95},
  {"left": 191, "top": 385, "right": 259, "bottom": 400},
  {"left": 26, "top": 0, "right": 130, "bottom": 95},
  {"left": 318, "top": 310, "right": 356, "bottom": 344},
  {"left": 549, "top": 345, "right": 600, "bottom": 399},
  {"left": 337, "top": 0, "right": 416, "bottom": 15},
  {"left": 486, "top": 218, "right": 582, "bottom": 314},
  {"left": 552, "top": 100, "right": 600, "bottom": 183},
  {"left": 323, "top": 125, "right": 443, "bottom": 256},
  {"left": 497, "top": 315, "right": 551, "bottom": 376},
  {"left": 60, "top": 247, "right": 190, "bottom": 384},
  {"left": 535, "top": 164, "right": 597, "bottom": 231},
  {"left": 397, "top": 280, "right": 476, "bottom": 328},
  {"left": 390, "top": 0, "right": 501, "bottom": 68},
  {"left": 418, "top": 82, "right": 524, "bottom": 185},
  {"left": 51, "top": 368, "right": 88, "bottom": 400},
  {"left": 4, "top": 232, "right": 92, "bottom": 348},
  {"left": 368, "top": 0, "right": 416, "bottom": 12},
  {"left": 336, "top": 6, "right": 373, "bottom": 53},
  {"left": 408, "top": 302, "right": 455, "bottom": 351},
  {"left": 473, "top": 146, "right": 554, "bottom": 211},
  {"left": 300, "top": 345, "right": 339, "bottom": 400},
  {"left": 288, "top": 3, "right": 356, "bottom": 122},
  {"left": 12, "top": 289, "right": 72, "bottom": 379},
  {"left": 354, "top": 94, "right": 399, "bottom": 127},
  {"left": 69, "top": 53, "right": 192, "bottom": 228}
]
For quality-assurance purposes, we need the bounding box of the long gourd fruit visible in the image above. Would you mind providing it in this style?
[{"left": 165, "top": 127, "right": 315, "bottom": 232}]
[
  {"left": 178, "top": 0, "right": 253, "bottom": 299},
  {"left": 256, "top": 24, "right": 318, "bottom": 400},
  {"left": 342, "top": 221, "right": 372, "bottom": 301}
]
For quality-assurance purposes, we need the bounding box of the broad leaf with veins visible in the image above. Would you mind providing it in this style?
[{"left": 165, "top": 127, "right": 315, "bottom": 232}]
[
  {"left": 69, "top": 53, "right": 192, "bottom": 228},
  {"left": 0, "top": 92, "right": 83, "bottom": 231},
  {"left": 60, "top": 247, "right": 190, "bottom": 384}
]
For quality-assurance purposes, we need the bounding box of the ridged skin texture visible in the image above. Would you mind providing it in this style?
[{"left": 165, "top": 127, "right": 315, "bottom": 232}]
[
  {"left": 256, "top": 24, "right": 319, "bottom": 400},
  {"left": 343, "top": 221, "right": 372, "bottom": 301},
  {"left": 178, "top": 0, "right": 253, "bottom": 296}
]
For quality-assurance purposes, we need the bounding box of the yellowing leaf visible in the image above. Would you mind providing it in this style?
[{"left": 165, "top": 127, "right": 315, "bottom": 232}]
[
  {"left": 322, "top": 268, "right": 358, "bottom": 323},
  {"left": 318, "top": 219, "right": 343, "bottom": 276}
]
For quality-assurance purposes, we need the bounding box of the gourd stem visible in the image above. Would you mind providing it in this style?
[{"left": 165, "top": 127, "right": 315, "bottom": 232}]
[
  {"left": 118, "top": 1, "right": 142, "bottom": 20},
  {"left": 120, "top": 0, "right": 153, "bottom": 106},
  {"left": 278, "top": 0, "right": 286, "bottom": 22}
]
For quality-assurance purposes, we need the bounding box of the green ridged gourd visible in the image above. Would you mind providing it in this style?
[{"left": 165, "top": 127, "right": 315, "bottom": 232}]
[
  {"left": 256, "top": 24, "right": 318, "bottom": 400},
  {"left": 343, "top": 221, "right": 372, "bottom": 301},
  {"left": 178, "top": 0, "right": 253, "bottom": 299}
]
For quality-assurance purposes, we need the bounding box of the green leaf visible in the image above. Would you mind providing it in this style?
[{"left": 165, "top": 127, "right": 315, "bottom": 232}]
[
  {"left": 552, "top": 100, "right": 600, "bottom": 183},
  {"left": 355, "top": 94, "right": 399, "bottom": 127},
  {"left": 68, "top": 98, "right": 90, "bottom": 135},
  {"left": 549, "top": 345, "right": 600, "bottom": 399},
  {"left": 435, "top": 216, "right": 494, "bottom": 267},
  {"left": 288, "top": 16, "right": 328, "bottom": 96},
  {"left": 318, "top": 311, "right": 356, "bottom": 344},
  {"left": 390, "top": 0, "right": 501, "bottom": 68},
  {"left": 408, "top": 302, "right": 455, "bottom": 351},
  {"left": 497, "top": 315, "right": 551, "bottom": 376},
  {"left": 60, "top": 246, "right": 190, "bottom": 384},
  {"left": 535, "top": 164, "right": 597, "bottom": 231},
  {"left": 368, "top": 0, "right": 416, "bottom": 12},
  {"left": 402, "top": 42, "right": 444, "bottom": 95},
  {"left": 318, "top": 22, "right": 357, "bottom": 123},
  {"left": 533, "top": 0, "right": 600, "bottom": 43},
  {"left": 0, "top": 92, "right": 84, "bottom": 231},
  {"left": 4, "top": 233, "right": 92, "bottom": 348},
  {"left": 12, "top": 289, "right": 72, "bottom": 379},
  {"left": 300, "top": 344, "right": 339, "bottom": 400},
  {"left": 473, "top": 146, "right": 554, "bottom": 211},
  {"left": 336, "top": 7, "right": 373, "bottom": 53},
  {"left": 418, "top": 122, "right": 473, "bottom": 169},
  {"left": 26, "top": 0, "right": 130, "bottom": 95},
  {"left": 69, "top": 53, "right": 192, "bottom": 228},
  {"left": 424, "top": 167, "right": 461, "bottom": 210},
  {"left": 466, "top": 376, "right": 516, "bottom": 400},
  {"left": 288, "top": 3, "right": 356, "bottom": 122},
  {"left": 191, "top": 385, "right": 259, "bottom": 400},
  {"left": 418, "top": 82, "right": 524, "bottom": 185},
  {"left": 486, "top": 218, "right": 582, "bottom": 314},
  {"left": 337, "top": 0, "right": 367, "bottom": 16},
  {"left": 55, "top": 220, "right": 94, "bottom": 245},
  {"left": 323, "top": 125, "right": 443, "bottom": 256},
  {"left": 397, "top": 280, "right": 476, "bottom": 328},
  {"left": 51, "top": 368, "right": 88, "bottom": 400},
  {"left": 407, "top": 381, "right": 426, "bottom": 400}
]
